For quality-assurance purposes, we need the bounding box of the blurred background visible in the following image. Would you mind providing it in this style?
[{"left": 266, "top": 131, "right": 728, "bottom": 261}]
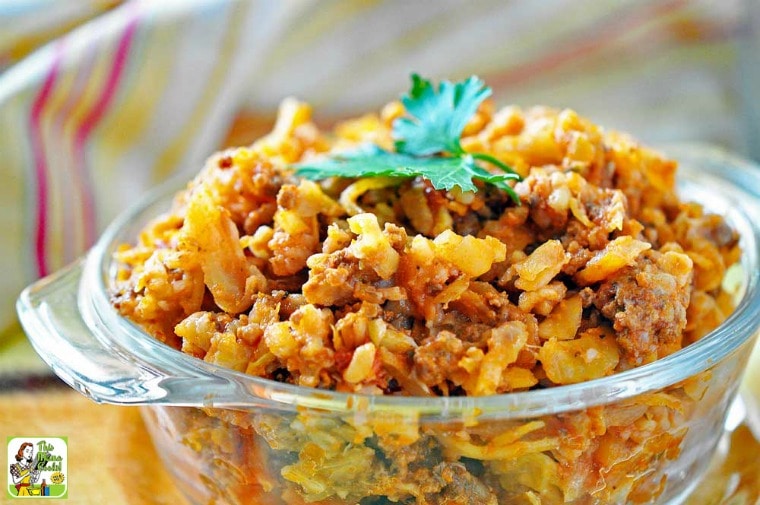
[{"left": 0, "top": 0, "right": 758, "bottom": 502}]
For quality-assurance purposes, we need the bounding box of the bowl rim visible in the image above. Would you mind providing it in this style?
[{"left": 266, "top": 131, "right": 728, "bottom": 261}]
[{"left": 81, "top": 145, "right": 760, "bottom": 417}]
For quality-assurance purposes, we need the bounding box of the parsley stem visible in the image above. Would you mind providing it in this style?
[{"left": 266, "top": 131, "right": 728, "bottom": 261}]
[{"left": 470, "top": 152, "right": 519, "bottom": 176}]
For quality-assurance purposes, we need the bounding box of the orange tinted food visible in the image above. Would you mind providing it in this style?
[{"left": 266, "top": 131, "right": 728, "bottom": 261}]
[{"left": 111, "top": 98, "right": 740, "bottom": 504}]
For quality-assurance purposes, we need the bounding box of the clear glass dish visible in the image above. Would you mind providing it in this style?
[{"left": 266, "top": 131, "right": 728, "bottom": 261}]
[{"left": 17, "top": 144, "right": 760, "bottom": 505}]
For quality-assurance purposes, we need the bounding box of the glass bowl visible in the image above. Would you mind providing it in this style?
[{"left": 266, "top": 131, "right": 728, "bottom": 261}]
[{"left": 17, "top": 145, "right": 760, "bottom": 505}]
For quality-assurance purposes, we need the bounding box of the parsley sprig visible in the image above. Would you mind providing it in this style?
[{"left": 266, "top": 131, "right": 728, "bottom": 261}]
[{"left": 294, "top": 74, "right": 521, "bottom": 202}]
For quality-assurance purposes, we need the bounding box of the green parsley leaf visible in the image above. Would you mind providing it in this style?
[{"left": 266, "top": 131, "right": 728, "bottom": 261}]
[
  {"left": 291, "top": 144, "right": 412, "bottom": 180},
  {"left": 393, "top": 73, "right": 491, "bottom": 156},
  {"left": 292, "top": 74, "right": 522, "bottom": 202},
  {"left": 296, "top": 145, "right": 520, "bottom": 200},
  {"left": 294, "top": 144, "right": 477, "bottom": 192}
]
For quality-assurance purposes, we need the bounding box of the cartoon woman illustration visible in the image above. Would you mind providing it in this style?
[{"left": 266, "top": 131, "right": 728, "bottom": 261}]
[{"left": 9, "top": 442, "right": 41, "bottom": 496}]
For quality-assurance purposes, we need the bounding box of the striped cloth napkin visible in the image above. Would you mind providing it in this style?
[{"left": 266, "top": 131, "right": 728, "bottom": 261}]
[{"left": 0, "top": 0, "right": 757, "bottom": 376}]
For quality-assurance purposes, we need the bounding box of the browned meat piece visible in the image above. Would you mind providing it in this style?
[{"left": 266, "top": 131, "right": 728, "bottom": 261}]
[
  {"left": 428, "top": 462, "right": 498, "bottom": 505},
  {"left": 413, "top": 331, "right": 465, "bottom": 388},
  {"left": 593, "top": 250, "right": 693, "bottom": 365}
]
